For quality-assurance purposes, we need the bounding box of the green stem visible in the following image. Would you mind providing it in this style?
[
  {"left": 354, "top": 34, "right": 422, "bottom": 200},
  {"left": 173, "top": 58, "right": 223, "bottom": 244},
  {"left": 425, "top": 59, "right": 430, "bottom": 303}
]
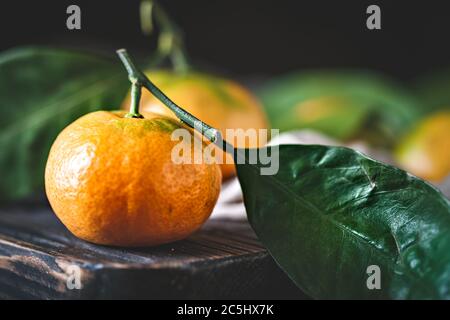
[
  {"left": 139, "top": 0, "right": 154, "bottom": 35},
  {"left": 125, "top": 83, "right": 144, "bottom": 119},
  {"left": 154, "top": 3, "right": 190, "bottom": 73},
  {"left": 170, "top": 47, "right": 189, "bottom": 73},
  {"left": 140, "top": 0, "right": 190, "bottom": 73},
  {"left": 117, "top": 49, "right": 233, "bottom": 153}
]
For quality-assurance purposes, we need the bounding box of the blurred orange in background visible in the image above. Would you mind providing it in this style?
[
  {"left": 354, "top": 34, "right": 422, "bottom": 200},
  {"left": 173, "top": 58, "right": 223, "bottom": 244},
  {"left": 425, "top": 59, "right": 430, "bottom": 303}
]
[{"left": 395, "top": 111, "right": 450, "bottom": 182}]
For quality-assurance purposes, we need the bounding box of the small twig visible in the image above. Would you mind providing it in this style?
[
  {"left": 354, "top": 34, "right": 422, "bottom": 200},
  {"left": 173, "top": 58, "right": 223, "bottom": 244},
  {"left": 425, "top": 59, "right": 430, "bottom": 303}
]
[
  {"left": 139, "top": 0, "right": 190, "bottom": 72},
  {"left": 116, "top": 49, "right": 231, "bottom": 151}
]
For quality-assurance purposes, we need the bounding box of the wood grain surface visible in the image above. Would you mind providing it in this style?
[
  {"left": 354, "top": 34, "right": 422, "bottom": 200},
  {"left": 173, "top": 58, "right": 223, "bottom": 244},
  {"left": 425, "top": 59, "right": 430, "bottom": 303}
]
[{"left": 0, "top": 204, "right": 306, "bottom": 299}]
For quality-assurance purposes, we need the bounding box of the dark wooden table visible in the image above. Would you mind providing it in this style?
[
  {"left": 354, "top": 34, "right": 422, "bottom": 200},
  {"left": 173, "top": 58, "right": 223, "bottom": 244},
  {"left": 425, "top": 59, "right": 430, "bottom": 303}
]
[{"left": 0, "top": 204, "right": 306, "bottom": 299}]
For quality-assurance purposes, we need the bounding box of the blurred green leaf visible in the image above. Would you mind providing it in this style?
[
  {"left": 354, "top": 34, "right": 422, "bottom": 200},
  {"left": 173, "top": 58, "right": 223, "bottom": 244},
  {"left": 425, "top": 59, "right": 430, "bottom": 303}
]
[
  {"left": 258, "top": 71, "right": 421, "bottom": 148},
  {"left": 415, "top": 70, "right": 450, "bottom": 113},
  {"left": 0, "top": 47, "right": 129, "bottom": 202},
  {"left": 237, "top": 144, "right": 450, "bottom": 299}
]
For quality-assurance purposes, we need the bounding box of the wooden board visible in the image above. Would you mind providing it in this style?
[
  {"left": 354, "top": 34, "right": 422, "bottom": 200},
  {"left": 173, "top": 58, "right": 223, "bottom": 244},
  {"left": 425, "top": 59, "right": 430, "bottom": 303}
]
[{"left": 0, "top": 204, "right": 306, "bottom": 299}]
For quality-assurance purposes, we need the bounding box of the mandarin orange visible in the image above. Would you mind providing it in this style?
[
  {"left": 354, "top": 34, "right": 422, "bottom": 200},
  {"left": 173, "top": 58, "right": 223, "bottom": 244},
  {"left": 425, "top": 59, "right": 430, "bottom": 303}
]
[{"left": 45, "top": 110, "right": 221, "bottom": 246}]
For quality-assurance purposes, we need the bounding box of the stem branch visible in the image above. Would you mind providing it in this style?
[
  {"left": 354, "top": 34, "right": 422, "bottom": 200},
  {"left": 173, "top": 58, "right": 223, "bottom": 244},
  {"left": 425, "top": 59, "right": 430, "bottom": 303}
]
[
  {"left": 126, "top": 83, "right": 144, "bottom": 119},
  {"left": 116, "top": 49, "right": 233, "bottom": 152}
]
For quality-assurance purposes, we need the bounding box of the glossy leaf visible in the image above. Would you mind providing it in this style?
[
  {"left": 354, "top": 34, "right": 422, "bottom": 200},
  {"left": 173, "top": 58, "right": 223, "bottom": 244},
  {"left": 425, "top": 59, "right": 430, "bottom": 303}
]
[
  {"left": 0, "top": 47, "right": 129, "bottom": 202},
  {"left": 258, "top": 71, "right": 421, "bottom": 148},
  {"left": 237, "top": 144, "right": 450, "bottom": 299}
]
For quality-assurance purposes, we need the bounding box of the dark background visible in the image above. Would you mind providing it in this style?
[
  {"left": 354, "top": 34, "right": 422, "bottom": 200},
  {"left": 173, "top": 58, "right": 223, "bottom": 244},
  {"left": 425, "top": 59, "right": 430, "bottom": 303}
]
[{"left": 1, "top": 0, "right": 449, "bottom": 81}]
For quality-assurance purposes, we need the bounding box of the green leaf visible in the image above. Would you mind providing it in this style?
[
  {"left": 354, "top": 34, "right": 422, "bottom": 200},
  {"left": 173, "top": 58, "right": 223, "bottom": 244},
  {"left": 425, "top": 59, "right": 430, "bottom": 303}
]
[
  {"left": 258, "top": 71, "right": 421, "bottom": 148},
  {"left": 237, "top": 145, "right": 450, "bottom": 299},
  {"left": 0, "top": 47, "right": 129, "bottom": 202}
]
